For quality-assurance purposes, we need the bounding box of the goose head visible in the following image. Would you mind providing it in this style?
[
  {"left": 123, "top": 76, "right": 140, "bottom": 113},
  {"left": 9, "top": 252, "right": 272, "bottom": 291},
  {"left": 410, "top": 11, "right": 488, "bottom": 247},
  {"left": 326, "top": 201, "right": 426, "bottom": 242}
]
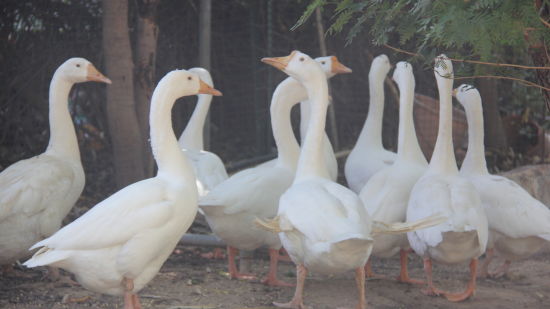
[
  {"left": 188, "top": 67, "right": 214, "bottom": 89},
  {"left": 261, "top": 50, "right": 324, "bottom": 83},
  {"left": 57, "top": 57, "right": 112, "bottom": 84},
  {"left": 316, "top": 56, "right": 353, "bottom": 78},
  {"left": 434, "top": 54, "right": 455, "bottom": 104},
  {"left": 167, "top": 69, "right": 222, "bottom": 98},
  {"left": 453, "top": 84, "right": 481, "bottom": 108},
  {"left": 434, "top": 54, "right": 453, "bottom": 82},
  {"left": 392, "top": 61, "right": 415, "bottom": 88},
  {"left": 369, "top": 54, "right": 391, "bottom": 80}
]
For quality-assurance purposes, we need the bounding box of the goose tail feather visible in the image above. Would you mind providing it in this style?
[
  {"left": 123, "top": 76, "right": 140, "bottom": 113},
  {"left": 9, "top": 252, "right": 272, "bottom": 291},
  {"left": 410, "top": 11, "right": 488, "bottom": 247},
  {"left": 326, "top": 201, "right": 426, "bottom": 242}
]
[
  {"left": 372, "top": 214, "right": 447, "bottom": 236},
  {"left": 23, "top": 247, "right": 70, "bottom": 268},
  {"left": 255, "top": 216, "right": 283, "bottom": 233}
]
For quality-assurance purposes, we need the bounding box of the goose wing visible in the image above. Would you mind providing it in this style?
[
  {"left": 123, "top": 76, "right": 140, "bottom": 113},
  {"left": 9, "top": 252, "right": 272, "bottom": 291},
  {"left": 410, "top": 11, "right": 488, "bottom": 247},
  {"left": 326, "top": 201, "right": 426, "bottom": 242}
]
[
  {"left": 30, "top": 178, "right": 179, "bottom": 251},
  {"left": 475, "top": 175, "right": 550, "bottom": 239},
  {"left": 0, "top": 155, "right": 76, "bottom": 223}
]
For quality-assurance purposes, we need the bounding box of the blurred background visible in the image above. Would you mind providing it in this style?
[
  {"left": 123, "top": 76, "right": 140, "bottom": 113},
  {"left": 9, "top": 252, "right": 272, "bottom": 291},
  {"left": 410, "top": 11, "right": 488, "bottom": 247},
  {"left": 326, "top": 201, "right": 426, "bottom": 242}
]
[{"left": 1, "top": 0, "right": 548, "bottom": 210}]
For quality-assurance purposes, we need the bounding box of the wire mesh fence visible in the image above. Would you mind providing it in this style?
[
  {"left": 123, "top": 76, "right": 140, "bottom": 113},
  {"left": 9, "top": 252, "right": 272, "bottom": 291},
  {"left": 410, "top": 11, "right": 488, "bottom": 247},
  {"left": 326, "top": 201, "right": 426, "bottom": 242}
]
[{"left": 1, "top": 0, "right": 547, "bottom": 202}]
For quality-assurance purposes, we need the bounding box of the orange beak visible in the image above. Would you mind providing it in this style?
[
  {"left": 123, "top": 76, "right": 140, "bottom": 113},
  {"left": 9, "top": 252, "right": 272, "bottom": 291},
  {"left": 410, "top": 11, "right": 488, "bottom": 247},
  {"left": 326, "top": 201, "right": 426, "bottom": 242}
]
[
  {"left": 261, "top": 51, "right": 298, "bottom": 71},
  {"left": 86, "top": 64, "right": 112, "bottom": 84},
  {"left": 331, "top": 56, "right": 352, "bottom": 74},
  {"left": 199, "top": 79, "right": 222, "bottom": 96}
]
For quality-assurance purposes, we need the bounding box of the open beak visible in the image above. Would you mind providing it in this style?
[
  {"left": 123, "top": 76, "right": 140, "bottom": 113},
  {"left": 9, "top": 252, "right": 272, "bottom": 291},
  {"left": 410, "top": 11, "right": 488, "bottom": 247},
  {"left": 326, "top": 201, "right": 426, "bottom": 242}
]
[
  {"left": 86, "top": 64, "right": 112, "bottom": 84},
  {"left": 331, "top": 56, "right": 352, "bottom": 74},
  {"left": 199, "top": 79, "right": 222, "bottom": 96},
  {"left": 452, "top": 88, "right": 458, "bottom": 97},
  {"left": 261, "top": 51, "right": 297, "bottom": 71}
]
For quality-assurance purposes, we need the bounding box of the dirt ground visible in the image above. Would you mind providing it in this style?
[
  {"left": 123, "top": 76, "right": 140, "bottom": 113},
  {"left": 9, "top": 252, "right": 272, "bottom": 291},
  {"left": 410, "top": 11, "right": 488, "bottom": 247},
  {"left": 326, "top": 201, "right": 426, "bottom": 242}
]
[{"left": 1, "top": 242, "right": 550, "bottom": 309}]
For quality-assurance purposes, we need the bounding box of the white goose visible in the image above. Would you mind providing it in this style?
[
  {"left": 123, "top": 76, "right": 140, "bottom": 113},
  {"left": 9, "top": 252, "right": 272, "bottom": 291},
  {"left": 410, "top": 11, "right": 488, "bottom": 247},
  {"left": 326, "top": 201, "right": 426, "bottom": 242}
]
[
  {"left": 406, "top": 55, "right": 488, "bottom": 302},
  {"left": 455, "top": 84, "right": 550, "bottom": 278},
  {"left": 257, "top": 55, "right": 348, "bottom": 182},
  {"left": 345, "top": 54, "right": 397, "bottom": 193},
  {"left": 359, "top": 61, "right": 428, "bottom": 283},
  {"left": 259, "top": 51, "right": 445, "bottom": 309},
  {"left": 0, "top": 58, "right": 111, "bottom": 271},
  {"left": 24, "top": 69, "right": 221, "bottom": 309},
  {"left": 178, "top": 67, "right": 227, "bottom": 196},
  {"left": 198, "top": 59, "right": 326, "bottom": 286},
  {"left": 298, "top": 56, "right": 344, "bottom": 181}
]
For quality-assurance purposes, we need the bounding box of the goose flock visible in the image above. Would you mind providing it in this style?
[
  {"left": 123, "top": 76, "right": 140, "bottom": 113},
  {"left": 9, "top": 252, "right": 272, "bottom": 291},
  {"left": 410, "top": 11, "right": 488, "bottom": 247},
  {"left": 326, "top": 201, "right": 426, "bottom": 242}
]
[{"left": 0, "top": 50, "right": 548, "bottom": 309}]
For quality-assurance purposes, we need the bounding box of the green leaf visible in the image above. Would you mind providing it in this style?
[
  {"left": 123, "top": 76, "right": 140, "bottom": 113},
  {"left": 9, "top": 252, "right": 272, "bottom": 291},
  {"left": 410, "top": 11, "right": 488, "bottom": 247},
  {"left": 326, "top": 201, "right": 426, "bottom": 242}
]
[{"left": 291, "top": 0, "right": 327, "bottom": 31}]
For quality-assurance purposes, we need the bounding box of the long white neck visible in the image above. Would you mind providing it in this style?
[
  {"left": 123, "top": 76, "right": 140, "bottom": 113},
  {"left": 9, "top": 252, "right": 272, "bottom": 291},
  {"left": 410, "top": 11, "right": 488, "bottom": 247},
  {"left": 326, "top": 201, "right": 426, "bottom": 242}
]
[
  {"left": 45, "top": 72, "right": 80, "bottom": 161},
  {"left": 428, "top": 74, "right": 458, "bottom": 175},
  {"left": 356, "top": 72, "right": 385, "bottom": 150},
  {"left": 272, "top": 78, "right": 301, "bottom": 170},
  {"left": 299, "top": 100, "right": 310, "bottom": 142},
  {"left": 178, "top": 93, "right": 212, "bottom": 151},
  {"left": 460, "top": 99, "right": 489, "bottom": 175},
  {"left": 396, "top": 77, "right": 427, "bottom": 165},
  {"left": 150, "top": 80, "right": 195, "bottom": 183},
  {"left": 295, "top": 71, "right": 330, "bottom": 181},
  {"left": 300, "top": 99, "right": 336, "bottom": 179}
]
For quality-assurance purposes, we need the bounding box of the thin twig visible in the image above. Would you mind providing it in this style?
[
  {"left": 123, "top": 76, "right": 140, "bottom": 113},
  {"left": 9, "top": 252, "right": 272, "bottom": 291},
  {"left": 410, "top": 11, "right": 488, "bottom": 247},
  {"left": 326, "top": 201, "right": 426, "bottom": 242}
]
[
  {"left": 383, "top": 44, "right": 420, "bottom": 58},
  {"left": 432, "top": 69, "right": 550, "bottom": 92},
  {"left": 383, "top": 43, "right": 550, "bottom": 70},
  {"left": 454, "top": 75, "right": 550, "bottom": 91},
  {"left": 544, "top": 39, "right": 550, "bottom": 63},
  {"left": 452, "top": 58, "right": 550, "bottom": 70},
  {"left": 540, "top": 17, "right": 550, "bottom": 29}
]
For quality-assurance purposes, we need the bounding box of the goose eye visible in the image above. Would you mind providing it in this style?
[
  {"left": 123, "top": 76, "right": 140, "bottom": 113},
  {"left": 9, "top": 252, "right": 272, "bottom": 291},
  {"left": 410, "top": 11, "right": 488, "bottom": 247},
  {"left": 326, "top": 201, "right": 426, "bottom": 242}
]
[
  {"left": 321, "top": 61, "right": 326, "bottom": 65},
  {"left": 299, "top": 57, "right": 305, "bottom": 62},
  {"left": 76, "top": 64, "right": 81, "bottom": 68},
  {"left": 187, "top": 76, "right": 192, "bottom": 81}
]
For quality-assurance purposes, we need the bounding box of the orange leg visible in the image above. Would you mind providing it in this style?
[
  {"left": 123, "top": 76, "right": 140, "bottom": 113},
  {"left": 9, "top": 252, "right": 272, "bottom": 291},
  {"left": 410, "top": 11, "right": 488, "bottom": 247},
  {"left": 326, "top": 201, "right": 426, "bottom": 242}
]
[
  {"left": 421, "top": 257, "right": 445, "bottom": 297},
  {"left": 443, "top": 258, "right": 478, "bottom": 302},
  {"left": 132, "top": 293, "right": 142, "bottom": 309},
  {"left": 421, "top": 257, "right": 478, "bottom": 302},
  {"left": 488, "top": 260, "right": 512, "bottom": 279},
  {"left": 273, "top": 264, "right": 308, "bottom": 309},
  {"left": 123, "top": 278, "right": 140, "bottom": 309},
  {"left": 396, "top": 248, "right": 424, "bottom": 285},
  {"left": 278, "top": 248, "right": 292, "bottom": 262},
  {"left": 478, "top": 247, "right": 494, "bottom": 278},
  {"left": 355, "top": 266, "right": 367, "bottom": 309},
  {"left": 261, "top": 249, "right": 294, "bottom": 287},
  {"left": 227, "top": 246, "right": 256, "bottom": 280},
  {"left": 335, "top": 267, "right": 367, "bottom": 309},
  {"left": 47, "top": 266, "right": 79, "bottom": 286},
  {"left": 364, "top": 258, "right": 385, "bottom": 279}
]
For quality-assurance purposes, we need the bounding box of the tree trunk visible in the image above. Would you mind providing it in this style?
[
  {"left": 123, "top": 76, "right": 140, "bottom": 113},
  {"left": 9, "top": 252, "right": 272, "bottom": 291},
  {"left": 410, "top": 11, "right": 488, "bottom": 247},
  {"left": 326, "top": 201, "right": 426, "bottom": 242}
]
[
  {"left": 314, "top": 7, "right": 340, "bottom": 151},
  {"left": 477, "top": 79, "right": 508, "bottom": 150},
  {"left": 102, "top": 0, "right": 145, "bottom": 188},
  {"left": 134, "top": 0, "right": 160, "bottom": 177},
  {"left": 198, "top": 0, "right": 212, "bottom": 150}
]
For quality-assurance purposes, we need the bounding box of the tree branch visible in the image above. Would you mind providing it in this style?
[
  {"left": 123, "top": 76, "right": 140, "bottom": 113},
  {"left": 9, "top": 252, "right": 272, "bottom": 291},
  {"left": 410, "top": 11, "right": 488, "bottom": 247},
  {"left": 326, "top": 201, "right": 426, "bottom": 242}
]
[
  {"left": 383, "top": 43, "right": 550, "bottom": 70},
  {"left": 454, "top": 75, "right": 550, "bottom": 92},
  {"left": 382, "top": 44, "right": 420, "bottom": 58}
]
